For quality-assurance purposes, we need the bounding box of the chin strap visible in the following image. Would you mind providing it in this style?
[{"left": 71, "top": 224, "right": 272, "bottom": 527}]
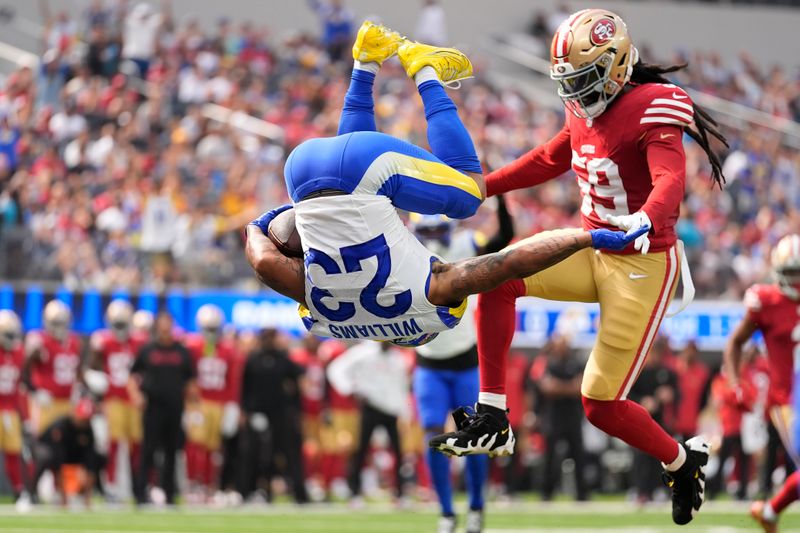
[{"left": 666, "top": 240, "right": 695, "bottom": 318}]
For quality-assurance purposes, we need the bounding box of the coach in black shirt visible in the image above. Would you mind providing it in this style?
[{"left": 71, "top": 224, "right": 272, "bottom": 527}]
[
  {"left": 238, "top": 328, "right": 306, "bottom": 503},
  {"left": 533, "top": 335, "right": 588, "bottom": 501},
  {"left": 129, "top": 311, "right": 196, "bottom": 505}
]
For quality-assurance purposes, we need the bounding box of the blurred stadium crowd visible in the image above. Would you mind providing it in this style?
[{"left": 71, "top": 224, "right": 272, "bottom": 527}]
[{"left": 0, "top": 1, "right": 795, "bottom": 297}]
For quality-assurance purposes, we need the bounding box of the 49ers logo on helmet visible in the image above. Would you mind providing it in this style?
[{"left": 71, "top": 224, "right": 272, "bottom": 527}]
[{"left": 589, "top": 19, "right": 616, "bottom": 46}]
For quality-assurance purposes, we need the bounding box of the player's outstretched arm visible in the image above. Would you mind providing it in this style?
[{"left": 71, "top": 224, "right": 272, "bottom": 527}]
[
  {"left": 722, "top": 316, "right": 757, "bottom": 386},
  {"left": 245, "top": 224, "right": 307, "bottom": 305},
  {"left": 427, "top": 226, "right": 648, "bottom": 306}
]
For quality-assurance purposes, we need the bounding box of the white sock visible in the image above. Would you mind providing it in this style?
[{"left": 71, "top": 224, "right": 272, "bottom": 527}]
[
  {"left": 414, "top": 65, "right": 439, "bottom": 87},
  {"left": 354, "top": 60, "right": 379, "bottom": 75},
  {"left": 763, "top": 502, "right": 777, "bottom": 522},
  {"left": 664, "top": 443, "right": 687, "bottom": 472},
  {"left": 478, "top": 392, "right": 506, "bottom": 411}
]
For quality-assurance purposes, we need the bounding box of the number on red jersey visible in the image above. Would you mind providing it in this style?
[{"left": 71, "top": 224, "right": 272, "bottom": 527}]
[
  {"left": 197, "top": 357, "right": 228, "bottom": 391},
  {"left": 572, "top": 152, "right": 629, "bottom": 218}
]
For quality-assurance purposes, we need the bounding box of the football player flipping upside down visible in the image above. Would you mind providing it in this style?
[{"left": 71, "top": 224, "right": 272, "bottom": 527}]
[
  {"left": 429, "top": 8, "right": 728, "bottom": 526},
  {"left": 245, "top": 21, "right": 647, "bottom": 348}
]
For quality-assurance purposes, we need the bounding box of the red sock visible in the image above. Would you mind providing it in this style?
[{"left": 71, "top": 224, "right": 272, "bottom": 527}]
[
  {"left": 4, "top": 453, "right": 22, "bottom": 493},
  {"left": 477, "top": 279, "right": 526, "bottom": 394},
  {"left": 583, "top": 397, "right": 679, "bottom": 464},
  {"left": 770, "top": 471, "right": 800, "bottom": 514},
  {"left": 185, "top": 442, "right": 201, "bottom": 483},
  {"left": 130, "top": 442, "right": 141, "bottom": 477},
  {"left": 107, "top": 440, "right": 119, "bottom": 484},
  {"left": 203, "top": 450, "right": 215, "bottom": 488}
]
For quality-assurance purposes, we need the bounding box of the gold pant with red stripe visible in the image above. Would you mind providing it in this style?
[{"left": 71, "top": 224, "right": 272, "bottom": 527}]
[{"left": 517, "top": 228, "right": 681, "bottom": 401}]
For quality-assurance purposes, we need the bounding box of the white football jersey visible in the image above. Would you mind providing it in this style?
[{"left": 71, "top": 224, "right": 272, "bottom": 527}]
[
  {"left": 416, "top": 230, "right": 480, "bottom": 359},
  {"left": 293, "top": 195, "right": 465, "bottom": 346}
]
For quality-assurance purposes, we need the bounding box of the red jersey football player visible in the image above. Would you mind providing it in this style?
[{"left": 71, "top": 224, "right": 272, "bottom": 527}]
[
  {"left": 23, "top": 300, "right": 81, "bottom": 435},
  {"left": 0, "top": 310, "right": 26, "bottom": 498},
  {"left": 671, "top": 341, "right": 710, "bottom": 440},
  {"left": 707, "top": 362, "right": 755, "bottom": 501},
  {"left": 184, "top": 304, "right": 239, "bottom": 496},
  {"left": 725, "top": 234, "right": 800, "bottom": 533},
  {"left": 89, "top": 299, "right": 144, "bottom": 491},
  {"left": 317, "top": 339, "right": 356, "bottom": 494},
  {"left": 290, "top": 334, "right": 328, "bottom": 495},
  {"left": 429, "top": 8, "right": 727, "bottom": 526}
]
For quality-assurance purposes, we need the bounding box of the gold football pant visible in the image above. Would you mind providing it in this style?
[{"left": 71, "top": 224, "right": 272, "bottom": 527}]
[{"left": 516, "top": 228, "right": 681, "bottom": 400}]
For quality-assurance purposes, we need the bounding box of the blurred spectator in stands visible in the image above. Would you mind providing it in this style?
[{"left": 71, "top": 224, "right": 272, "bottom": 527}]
[
  {"left": 627, "top": 341, "right": 678, "bottom": 503},
  {"left": 327, "top": 341, "right": 410, "bottom": 503},
  {"left": 415, "top": 0, "right": 447, "bottom": 46},
  {"left": 307, "top": 0, "right": 354, "bottom": 62},
  {"left": 121, "top": 2, "right": 167, "bottom": 78},
  {"left": 672, "top": 341, "right": 711, "bottom": 441},
  {"left": 708, "top": 361, "right": 756, "bottom": 500},
  {"left": 239, "top": 328, "right": 307, "bottom": 503},
  {"left": 530, "top": 335, "right": 588, "bottom": 501},
  {"left": 129, "top": 311, "right": 196, "bottom": 506}
]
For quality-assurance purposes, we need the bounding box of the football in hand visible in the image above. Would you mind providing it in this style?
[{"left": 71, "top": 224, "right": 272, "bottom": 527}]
[{"left": 267, "top": 208, "right": 304, "bottom": 258}]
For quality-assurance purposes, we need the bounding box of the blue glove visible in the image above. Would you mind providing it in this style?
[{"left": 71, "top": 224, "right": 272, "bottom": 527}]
[
  {"left": 249, "top": 204, "right": 293, "bottom": 235},
  {"left": 590, "top": 225, "right": 650, "bottom": 251}
]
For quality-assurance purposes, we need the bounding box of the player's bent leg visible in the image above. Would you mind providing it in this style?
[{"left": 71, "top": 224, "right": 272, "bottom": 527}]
[
  {"left": 339, "top": 22, "right": 403, "bottom": 135},
  {"left": 414, "top": 368, "right": 456, "bottom": 517},
  {"left": 752, "top": 471, "right": 800, "bottom": 532},
  {"left": 430, "top": 230, "right": 598, "bottom": 458},
  {"left": 584, "top": 246, "right": 710, "bottom": 525}
]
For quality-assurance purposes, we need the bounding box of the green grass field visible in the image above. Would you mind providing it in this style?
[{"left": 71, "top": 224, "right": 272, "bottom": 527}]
[{"left": 0, "top": 502, "right": 797, "bottom": 533}]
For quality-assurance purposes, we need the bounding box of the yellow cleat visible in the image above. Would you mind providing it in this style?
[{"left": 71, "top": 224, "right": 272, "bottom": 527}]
[
  {"left": 397, "top": 41, "right": 473, "bottom": 85},
  {"left": 352, "top": 20, "right": 404, "bottom": 65}
]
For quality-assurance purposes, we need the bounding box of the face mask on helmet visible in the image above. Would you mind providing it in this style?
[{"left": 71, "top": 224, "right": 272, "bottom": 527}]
[
  {"left": 46, "top": 318, "right": 69, "bottom": 341},
  {"left": 552, "top": 52, "right": 620, "bottom": 120},
  {"left": 0, "top": 330, "right": 18, "bottom": 351},
  {"left": 110, "top": 320, "right": 129, "bottom": 340},
  {"left": 776, "top": 265, "right": 800, "bottom": 298},
  {"left": 414, "top": 218, "right": 454, "bottom": 254},
  {"left": 201, "top": 326, "right": 220, "bottom": 343}
]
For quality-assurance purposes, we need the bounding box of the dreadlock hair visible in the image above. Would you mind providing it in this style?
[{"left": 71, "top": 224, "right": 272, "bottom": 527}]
[{"left": 629, "top": 61, "right": 728, "bottom": 189}]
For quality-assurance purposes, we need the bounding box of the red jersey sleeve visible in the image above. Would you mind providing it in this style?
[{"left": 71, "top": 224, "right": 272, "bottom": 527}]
[
  {"left": 485, "top": 122, "right": 572, "bottom": 197},
  {"left": 639, "top": 125, "right": 686, "bottom": 235},
  {"left": 743, "top": 285, "right": 765, "bottom": 326},
  {"left": 635, "top": 84, "right": 693, "bottom": 235}
]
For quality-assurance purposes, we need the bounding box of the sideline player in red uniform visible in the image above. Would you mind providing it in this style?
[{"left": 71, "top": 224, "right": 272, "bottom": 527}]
[
  {"left": 0, "top": 310, "right": 26, "bottom": 498},
  {"left": 725, "top": 234, "right": 800, "bottom": 533},
  {"left": 430, "top": 8, "right": 727, "bottom": 526},
  {"left": 89, "top": 299, "right": 144, "bottom": 493},
  {"left": 23, "top": 301, "right": 82, "bottom": 435},
  {"left": 290, "top": 335, "right": 329, "bottom": 498},
  {"left": 184, "top": 304, "right": 239, "bottom": 497}
]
